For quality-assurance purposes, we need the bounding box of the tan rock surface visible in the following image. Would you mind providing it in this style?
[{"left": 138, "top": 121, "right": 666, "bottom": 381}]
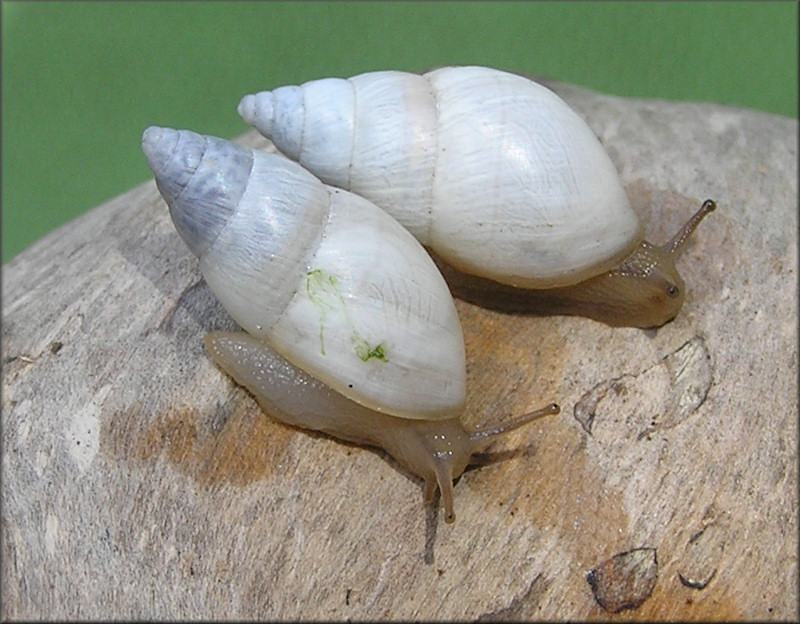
[{"left": 2, "top": 82, "right": 797, "bottom": 620}]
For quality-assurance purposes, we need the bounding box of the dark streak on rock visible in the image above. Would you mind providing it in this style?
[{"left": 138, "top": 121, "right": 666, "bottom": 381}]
[
  {"left": 573, "top": 376, "right": 627, "bottom": 434},
  {"left": 476, "top": 573, "right": 549, "bottom": 621},
  {"left": 678, "top": 569, "right": 716, "bottom": 590}
]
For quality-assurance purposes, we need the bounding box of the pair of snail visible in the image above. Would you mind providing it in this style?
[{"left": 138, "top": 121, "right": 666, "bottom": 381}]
[{"left": 143, "top": 66, "right": 715, "bottom": 524}]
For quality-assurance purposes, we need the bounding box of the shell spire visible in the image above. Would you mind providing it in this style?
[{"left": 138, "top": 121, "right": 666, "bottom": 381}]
[
  {"left": 143, "top": 126, "right": 253, "bottom": 257},
  {"left": 237, "top": 92, "right": 274, "bottom": 137}
]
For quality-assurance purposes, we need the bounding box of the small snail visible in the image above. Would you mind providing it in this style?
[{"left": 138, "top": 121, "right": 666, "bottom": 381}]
[
  {"left": 142, "top": 126, "right": 559, "bottom": 523},
  {"left": 238, "top": 65, "right": 716, "bottom": 328}
]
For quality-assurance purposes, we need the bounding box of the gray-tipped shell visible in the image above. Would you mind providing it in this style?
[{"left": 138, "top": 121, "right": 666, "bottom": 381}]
[
  {"left": 143, "top": 127, "right": 466, "bottom": 420},
  {"left": 142, "top": 126, "right": 253, "bottom": 258},
  {"left": 142, "top": 126, "right": 330, "bottom": 344}
]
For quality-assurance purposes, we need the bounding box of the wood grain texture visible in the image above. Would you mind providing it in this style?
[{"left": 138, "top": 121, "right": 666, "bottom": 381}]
[{"left": 2, "top": 82, "right": 797, "bottom": 620}]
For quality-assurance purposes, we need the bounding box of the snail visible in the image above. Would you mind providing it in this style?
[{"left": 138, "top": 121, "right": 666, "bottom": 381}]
[
  {"left": 142, "top": 126, "right": 559, "bottom": 523},
  {"left": 238, "top": 65, "right": 716, "bottom": 328}
]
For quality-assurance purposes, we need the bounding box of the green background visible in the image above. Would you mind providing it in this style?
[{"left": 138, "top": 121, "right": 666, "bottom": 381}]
[{"left": 2, "top": 1, "right": 797, "bottom": 263}]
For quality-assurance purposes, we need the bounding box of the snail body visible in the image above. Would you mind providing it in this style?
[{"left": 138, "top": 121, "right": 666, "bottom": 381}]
[
  {"left": 205, "top": 331, "right": 558, "bottom": 523},
  {"left": 239, "top": 65, "right": 715, "bottom": 327},
  {"left": 142, "top": 127, "right": 559, "bottom": 522}
]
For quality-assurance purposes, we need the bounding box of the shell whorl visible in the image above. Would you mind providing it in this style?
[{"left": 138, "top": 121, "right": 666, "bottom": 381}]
[
  {"left": 143, "top": 127, "right": 466, "bottom": 420},
  {"left": 143, "top": 126, "right": 330, "bottom": 336},
  {"left": 238, "top": 66, "right": 643, "bottom": 289},
  {"left": 143, "top": 126, "right": 252, "bottom": 258},
  {"left": 239, "top": 71, "right": 438, "bottom": 242}
]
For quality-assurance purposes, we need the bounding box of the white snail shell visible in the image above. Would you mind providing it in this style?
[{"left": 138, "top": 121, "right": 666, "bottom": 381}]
[
  {"left": 142, "top": 127, "right": 466, "bottom": 420},
  {"left": 238, "top": 65, "right": 643, "bottom": 289},
  {"left": 143, "top": 126, "right": 563, "bottom": 523}
]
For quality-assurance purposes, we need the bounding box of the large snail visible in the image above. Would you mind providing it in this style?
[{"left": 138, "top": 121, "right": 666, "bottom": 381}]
[
  {"left": 238, "top": 65, "right": 716, "bottom": 328},
  {"left": 142, "top": 126, "right": 559, "bottom": 523}
]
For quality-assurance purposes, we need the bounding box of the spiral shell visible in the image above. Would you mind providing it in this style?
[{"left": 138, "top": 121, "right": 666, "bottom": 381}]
[
  {"left": 142, "top": 126, "right": 466, "bottom": 420},
  {"left": 238, "top": 65, "right": 642, "bottom": 289}
]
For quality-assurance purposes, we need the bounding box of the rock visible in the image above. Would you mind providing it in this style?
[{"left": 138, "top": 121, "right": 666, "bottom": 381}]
[
  {"left": 587, "top": 547, "right": 658, "bottom": 613},
  {"left": 2, "top": 82, "right": 796, "bottom": 620}
]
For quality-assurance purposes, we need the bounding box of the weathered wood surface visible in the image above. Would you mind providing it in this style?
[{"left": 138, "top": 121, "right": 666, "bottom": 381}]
[{"left": 2, "top": 82, "right": 797, "bottom": 621}]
